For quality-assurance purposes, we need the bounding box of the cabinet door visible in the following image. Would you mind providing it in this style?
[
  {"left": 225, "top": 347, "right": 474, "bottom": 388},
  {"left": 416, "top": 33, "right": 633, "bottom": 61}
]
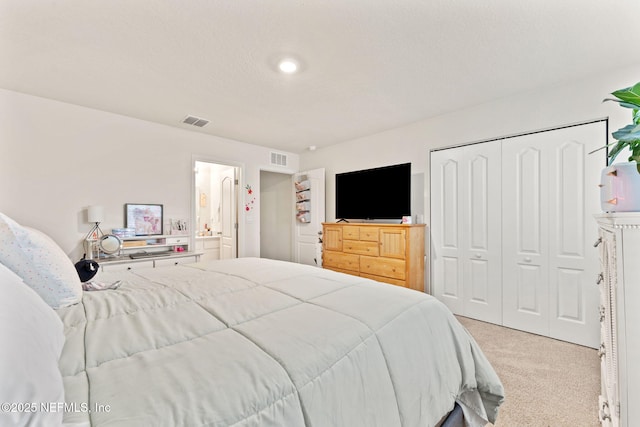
[
  {"left": 430, "top": 141, "right": 502, "bottom": 324},
  {"left": 379, "top": 228, "right": 406, "bottom": 259},
  {"left": 323, "top": 226, "right": 343, "bottom": 251}
]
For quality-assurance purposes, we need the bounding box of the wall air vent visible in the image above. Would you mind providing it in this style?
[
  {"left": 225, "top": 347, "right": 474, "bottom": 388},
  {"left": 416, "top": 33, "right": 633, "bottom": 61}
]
[
  {"left": 270, "top": 152, "right": 288, "bottom": 167},
  {"left": 182, "top": 115, "right": 210, "bottom": 127}
]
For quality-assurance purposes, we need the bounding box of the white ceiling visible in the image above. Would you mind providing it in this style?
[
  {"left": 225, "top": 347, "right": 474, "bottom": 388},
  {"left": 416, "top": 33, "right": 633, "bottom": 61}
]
[{"left": 1, "top": 1, "right": 639, "bottom": 154}]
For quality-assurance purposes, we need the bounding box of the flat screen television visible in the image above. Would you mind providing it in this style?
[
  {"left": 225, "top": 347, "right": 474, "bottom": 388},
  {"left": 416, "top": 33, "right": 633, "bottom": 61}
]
[{"left": 335, "top": 163, "right": 411, "bottom": 220}]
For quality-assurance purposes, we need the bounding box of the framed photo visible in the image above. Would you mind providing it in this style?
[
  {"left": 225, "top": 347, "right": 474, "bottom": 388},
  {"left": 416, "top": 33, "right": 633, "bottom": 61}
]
[{"left": 125, "top": 204, "right": 163, "bottom": 236}]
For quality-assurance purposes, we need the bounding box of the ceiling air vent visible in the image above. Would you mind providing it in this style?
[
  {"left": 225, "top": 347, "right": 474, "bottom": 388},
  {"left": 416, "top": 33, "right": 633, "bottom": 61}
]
[
  {"left": 182, "top": 115, "right": 210, "bottom": 127},
  {"left": 270, "top": 152, "right": 288, "bottom": 167}
]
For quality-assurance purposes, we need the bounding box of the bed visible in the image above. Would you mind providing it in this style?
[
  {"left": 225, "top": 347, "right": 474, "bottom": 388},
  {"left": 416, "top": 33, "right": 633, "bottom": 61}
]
[{"left": 0, "top": 213, "right": 504, "bottom": 427}]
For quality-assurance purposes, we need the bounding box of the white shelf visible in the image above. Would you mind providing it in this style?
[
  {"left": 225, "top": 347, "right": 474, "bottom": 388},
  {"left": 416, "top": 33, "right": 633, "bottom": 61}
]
[{"left": 91, "top": 234, "right": 199, "bottom": 270}]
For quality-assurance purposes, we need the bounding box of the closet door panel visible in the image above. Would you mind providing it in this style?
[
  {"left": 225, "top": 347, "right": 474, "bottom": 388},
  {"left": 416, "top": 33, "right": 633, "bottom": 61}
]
[
  {"left": 431, "top": 153, "right": 464, "bottom": 314},
  {"left": 547, "top": 125, "right": 602, "bottom": 347},
  {"left": 503, "top": 122, "right": 602, "bottom": 347},
  {"left": 462, "top": 143, "right": 502, "bottom": 324},
  {"left": 503, "top": 138, "right": 549, "bottom": 334},
  {"left": 431, "top": 141, "right": 501, "bottom": 323}
]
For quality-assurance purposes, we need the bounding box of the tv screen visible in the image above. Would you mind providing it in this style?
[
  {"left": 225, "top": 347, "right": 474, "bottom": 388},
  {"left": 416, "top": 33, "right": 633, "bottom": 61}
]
[{"left": 336, "top": 163, "right": 411, "bottom": 220}]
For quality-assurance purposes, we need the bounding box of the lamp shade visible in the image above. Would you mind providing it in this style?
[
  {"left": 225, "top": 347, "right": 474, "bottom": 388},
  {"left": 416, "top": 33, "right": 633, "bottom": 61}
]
[{"left": 87, "top": 205, "right": 104, "bottom": 223}]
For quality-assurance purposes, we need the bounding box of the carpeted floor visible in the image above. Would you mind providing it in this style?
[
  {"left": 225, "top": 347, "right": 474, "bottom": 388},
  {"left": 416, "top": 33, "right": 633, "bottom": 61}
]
[{"left": 456, "top": 316, "right": 600, "bottom": 427}]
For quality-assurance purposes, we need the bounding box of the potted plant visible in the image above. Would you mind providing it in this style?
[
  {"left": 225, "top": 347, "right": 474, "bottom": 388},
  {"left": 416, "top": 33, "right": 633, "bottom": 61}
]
[
  {"left": 600, "top": 81, "right": 640, "bottom": 211},
  {"left": 603, "top": 81, "right": 640, "bottom": 171}
]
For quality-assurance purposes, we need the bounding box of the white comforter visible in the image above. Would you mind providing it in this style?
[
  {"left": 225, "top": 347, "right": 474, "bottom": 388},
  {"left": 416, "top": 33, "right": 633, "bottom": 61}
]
[{"left": 56, "top": 258, "right": 503, "bottom": 427}]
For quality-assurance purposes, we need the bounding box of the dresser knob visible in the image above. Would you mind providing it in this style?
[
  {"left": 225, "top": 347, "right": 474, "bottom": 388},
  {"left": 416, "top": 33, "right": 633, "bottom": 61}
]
[
  {"left": 598, "top": 344, "right": 606, "bottom": 359},
  {"left": 600, "top": 401, "right": 611, "bottom": 421}
]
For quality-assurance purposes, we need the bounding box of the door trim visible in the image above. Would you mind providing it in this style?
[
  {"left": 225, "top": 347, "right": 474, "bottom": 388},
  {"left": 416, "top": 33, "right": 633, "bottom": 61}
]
[
  {"left": 429, "top": 118, "right": 608, "bottom": 153},
  {"left": 191, "top": 155, "right": 244, "bottom": 258}
]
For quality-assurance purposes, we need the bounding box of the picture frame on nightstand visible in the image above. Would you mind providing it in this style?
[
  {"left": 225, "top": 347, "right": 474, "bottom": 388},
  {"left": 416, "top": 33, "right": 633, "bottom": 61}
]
[{"left": 125, "top": 203, "right": 163, "bottom": 236}]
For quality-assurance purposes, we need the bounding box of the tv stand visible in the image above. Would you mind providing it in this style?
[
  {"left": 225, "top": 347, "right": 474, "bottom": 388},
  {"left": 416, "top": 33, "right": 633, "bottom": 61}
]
[{"left": 321, "top": 222, "right": 425, "bottom": 292}]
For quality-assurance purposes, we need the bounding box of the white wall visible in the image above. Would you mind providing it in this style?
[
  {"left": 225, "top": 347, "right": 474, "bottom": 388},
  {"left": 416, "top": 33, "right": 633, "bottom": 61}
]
[
  {"left": 300, "top": 64, "right": 640, "bottom": 224},
  {"left": 0, "top": 88, "right": 299, "bottom": 261}
]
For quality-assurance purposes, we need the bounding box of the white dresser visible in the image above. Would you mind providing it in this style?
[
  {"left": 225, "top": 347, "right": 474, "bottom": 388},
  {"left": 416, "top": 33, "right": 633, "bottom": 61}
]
[{"left": 595, "top": 214, "right": 640, "bottom": 426}]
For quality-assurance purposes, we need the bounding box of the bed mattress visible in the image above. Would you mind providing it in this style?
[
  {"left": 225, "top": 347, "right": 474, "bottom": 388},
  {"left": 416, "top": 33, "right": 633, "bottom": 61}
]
[{"left": 55, "top": 257, "right": 503, "bottom": 426}]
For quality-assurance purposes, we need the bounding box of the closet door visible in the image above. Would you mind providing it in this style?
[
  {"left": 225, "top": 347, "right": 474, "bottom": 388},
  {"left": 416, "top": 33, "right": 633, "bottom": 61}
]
[
  {"left": 502, "top": 122, "right": 603, "bottom": 348},
  {"left": 430, "top": 141, "right": 502, "bottom": 324}
]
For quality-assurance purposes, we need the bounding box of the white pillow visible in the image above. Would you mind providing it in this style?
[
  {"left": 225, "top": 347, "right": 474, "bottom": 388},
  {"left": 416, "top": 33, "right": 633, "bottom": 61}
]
[
  {"left": 0, "top": 262, "right": 65, "bottom": 427},
  {"left": 0, "top": 213, "right": 82, "bottom": 308}
]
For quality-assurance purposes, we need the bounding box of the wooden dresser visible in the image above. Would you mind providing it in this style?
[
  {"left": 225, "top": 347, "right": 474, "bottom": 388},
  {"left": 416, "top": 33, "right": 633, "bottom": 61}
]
[{"left": 322, "top": 222, "right": 425, "bottom": 292}]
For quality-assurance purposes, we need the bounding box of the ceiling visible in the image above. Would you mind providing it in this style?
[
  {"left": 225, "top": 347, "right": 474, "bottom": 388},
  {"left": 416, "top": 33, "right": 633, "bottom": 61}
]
[{"left": 1, "top": 1, "right": 639, "bottom": 154}]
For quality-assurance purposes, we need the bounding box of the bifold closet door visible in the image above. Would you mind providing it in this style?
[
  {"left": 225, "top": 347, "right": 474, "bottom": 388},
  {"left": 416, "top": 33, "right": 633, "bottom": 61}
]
[
  {"left": 502, "top": 122, "right": 602, "bottom": 348},
  {"left": 430, "top": 141, "right": 502, "bottom": 324}
]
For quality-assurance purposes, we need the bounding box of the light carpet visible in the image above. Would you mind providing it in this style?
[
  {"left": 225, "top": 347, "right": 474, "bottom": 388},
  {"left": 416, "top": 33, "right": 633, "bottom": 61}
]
[{"left": 456, "top": 316, "right": 600, "bottom": 427}]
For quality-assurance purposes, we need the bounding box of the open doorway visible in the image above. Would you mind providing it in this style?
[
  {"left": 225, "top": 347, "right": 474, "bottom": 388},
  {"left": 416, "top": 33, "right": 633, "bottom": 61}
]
[
  {"left": 260, "top": 168, "right": 325, "bottom": 265},
  {"left": 193, "top": 160, "right": 240, "bottom": 260},
  {"left": 260, "top": 170, "right": 293, "bottom": 261}
]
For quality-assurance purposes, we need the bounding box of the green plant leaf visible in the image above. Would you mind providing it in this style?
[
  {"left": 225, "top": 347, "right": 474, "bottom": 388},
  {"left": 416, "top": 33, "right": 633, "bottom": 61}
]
[
  {"left": 602, "top": 98, "right": 640, "bottom": 110},
  {"left": 612, "top": 124, "right": 640, "bottom": 142},
  {"left": 612, "top": 81, "right": 640, "bottom": 105},
  {"left": 620, "top": 101, "right": 640, "bottom": 109},
  {"left": 608, "top": 141, "right": 628, "bottom": 165}
]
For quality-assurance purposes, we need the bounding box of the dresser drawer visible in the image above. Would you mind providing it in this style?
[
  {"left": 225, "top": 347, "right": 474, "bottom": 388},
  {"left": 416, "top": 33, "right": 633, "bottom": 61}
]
[
  {"left": 343, "top": 226, "right": 360, "bottom": 240},
  {"left": 101, "top": 260, "right": 154, "bottom": 272},
  {"left": 360, "top": 255, "right": 405, "bottom": 280},
  {"left": 323, "top": 251, "right": 359, "bottom": 272},
  {"left": 343, "top": 239, "right": 379, "bottom": 256},
  {"left": 154, "top": 256, "right": 199, "bottom": 267},
  {"left": 361, "top": 273, "right": 406, "bottom": 287},
  {"left": 165, "top": 236, "right": 189, "bottom": 245},
  {"left": 359, "top": 227, "right": 379, "bottom": 241}
]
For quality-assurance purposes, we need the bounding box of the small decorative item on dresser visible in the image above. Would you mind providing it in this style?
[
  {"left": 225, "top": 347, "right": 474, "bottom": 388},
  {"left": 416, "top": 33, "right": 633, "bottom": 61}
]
[
  {"left": 600, "top": 163, "right": 640, "bottom": 211},
  {"left": 111, "top": 228, "right": 136, "bottom": 238},
  {"left": 125, "top": 203, "right": 163, "bottom": 236},
  {"left": 169, "top": 219, "right": 188, "bottom": 235}
]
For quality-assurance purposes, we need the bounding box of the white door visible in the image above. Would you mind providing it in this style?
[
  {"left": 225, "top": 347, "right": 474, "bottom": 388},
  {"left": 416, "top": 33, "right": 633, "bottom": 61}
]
[
  {"left": 293, "top": 168, "right": 325, "bottom": 266},
  {"left": 430, "top": 141, "right": 502, "bottom": 324},
  {"left": 220, "top": 168, "right": 237, "bottom": 259},
  {"left": 502, "top": 122, "right": 603, "bottom": 347}
]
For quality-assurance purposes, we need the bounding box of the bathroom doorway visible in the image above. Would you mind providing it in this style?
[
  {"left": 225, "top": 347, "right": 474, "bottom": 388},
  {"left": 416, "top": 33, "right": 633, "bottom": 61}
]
[{"left": 193, "top": 160, "right": 240, "bottom": 260}]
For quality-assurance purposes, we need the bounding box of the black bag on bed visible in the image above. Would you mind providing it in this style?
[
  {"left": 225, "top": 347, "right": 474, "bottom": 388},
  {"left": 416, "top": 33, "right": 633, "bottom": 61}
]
[{"left": 74, "top": 256, "right": 99, "bottom": 283}]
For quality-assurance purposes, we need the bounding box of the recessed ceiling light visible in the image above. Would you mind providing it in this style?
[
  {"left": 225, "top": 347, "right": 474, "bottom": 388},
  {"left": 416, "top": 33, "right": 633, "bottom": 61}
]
[{"left": 278, "top": 59, "right": 299, "bottom": 74}]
